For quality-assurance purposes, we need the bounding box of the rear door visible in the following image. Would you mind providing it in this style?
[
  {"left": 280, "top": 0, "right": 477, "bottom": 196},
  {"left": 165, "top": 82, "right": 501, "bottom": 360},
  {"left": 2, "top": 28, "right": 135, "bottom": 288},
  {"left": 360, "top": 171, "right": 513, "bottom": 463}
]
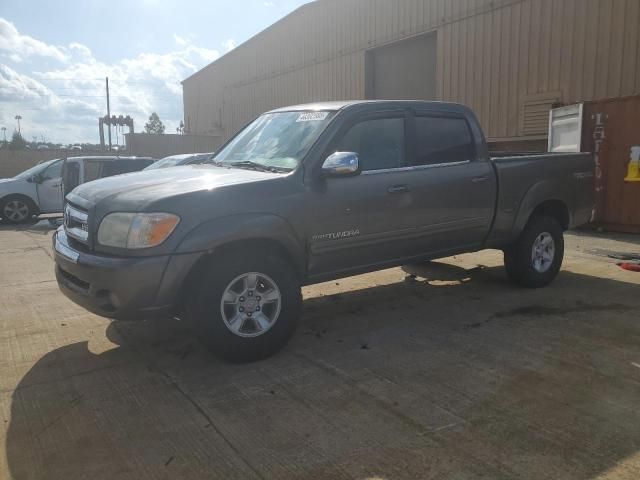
[
  {"left": 406, "top": 113, "right": 496, "bottom": 255},
  {"left": 62, "top": 160, "right": 81, "bottom": 197},
  {"left": 307, "top": 111, "right": 417, "bottom": 277}
]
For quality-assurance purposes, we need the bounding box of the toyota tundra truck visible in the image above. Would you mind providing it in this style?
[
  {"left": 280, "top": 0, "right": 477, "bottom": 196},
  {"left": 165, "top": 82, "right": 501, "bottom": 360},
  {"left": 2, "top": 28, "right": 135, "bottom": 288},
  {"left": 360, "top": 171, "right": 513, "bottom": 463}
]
[{"left": 53, "top": 101, "right": 594, "bottom": 362}]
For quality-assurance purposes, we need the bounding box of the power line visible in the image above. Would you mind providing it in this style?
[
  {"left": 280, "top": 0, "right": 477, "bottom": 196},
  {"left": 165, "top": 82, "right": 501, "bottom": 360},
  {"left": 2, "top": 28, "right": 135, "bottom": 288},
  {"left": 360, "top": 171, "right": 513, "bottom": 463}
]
[
  {"left": 43, "top": 87, "right": 105, "bottom": 91},
  {"left": 38, "top": 78, "right": 180, "bottom": 85},
  {"left": 44, "top": 83, "right": 181, "bottom": 88},
  {"left": 21, "top": 93, "right": 181, "bottom": 102}
]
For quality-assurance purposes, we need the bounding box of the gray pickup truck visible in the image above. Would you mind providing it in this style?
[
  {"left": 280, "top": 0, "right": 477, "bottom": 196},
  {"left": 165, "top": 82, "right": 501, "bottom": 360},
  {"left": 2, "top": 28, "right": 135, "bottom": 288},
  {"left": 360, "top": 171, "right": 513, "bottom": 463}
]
[{"left": 53, "top": 101, "right": 594, "bottom": 362}]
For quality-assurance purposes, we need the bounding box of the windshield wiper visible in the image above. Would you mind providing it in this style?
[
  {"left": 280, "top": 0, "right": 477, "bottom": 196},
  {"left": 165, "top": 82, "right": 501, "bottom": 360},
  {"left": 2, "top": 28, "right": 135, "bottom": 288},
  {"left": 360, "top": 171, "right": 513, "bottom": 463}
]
[{"left": 227, "top": 161, "right": 288, "bottom": 173}]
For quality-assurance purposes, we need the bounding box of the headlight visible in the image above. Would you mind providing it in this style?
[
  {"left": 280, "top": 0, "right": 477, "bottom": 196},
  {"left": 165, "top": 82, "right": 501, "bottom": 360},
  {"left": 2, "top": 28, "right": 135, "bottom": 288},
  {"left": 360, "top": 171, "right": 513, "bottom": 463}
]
[{"left": 97, "top": 212, "right": 180, "bottom": 249}]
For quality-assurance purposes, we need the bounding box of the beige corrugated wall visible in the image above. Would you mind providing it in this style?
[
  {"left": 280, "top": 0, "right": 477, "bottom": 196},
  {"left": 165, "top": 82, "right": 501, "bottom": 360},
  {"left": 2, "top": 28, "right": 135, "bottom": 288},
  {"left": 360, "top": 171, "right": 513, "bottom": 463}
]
[{"left": 183, "top": 0, "right": 640, "bottom": 142}]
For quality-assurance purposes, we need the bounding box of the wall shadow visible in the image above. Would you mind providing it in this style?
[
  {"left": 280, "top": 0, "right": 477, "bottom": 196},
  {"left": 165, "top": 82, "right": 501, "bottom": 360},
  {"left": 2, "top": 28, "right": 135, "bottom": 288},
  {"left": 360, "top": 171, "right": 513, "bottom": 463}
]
[{"left": 5, "top": 265, "right": 640, "bottom": 479}]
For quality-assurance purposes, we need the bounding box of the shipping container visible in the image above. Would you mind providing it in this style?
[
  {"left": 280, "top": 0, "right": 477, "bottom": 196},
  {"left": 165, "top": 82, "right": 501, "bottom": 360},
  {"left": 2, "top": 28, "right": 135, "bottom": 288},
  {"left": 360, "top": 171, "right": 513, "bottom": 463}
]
[{"left": 582, "top": 96, "right": 640, "bottom": 233}]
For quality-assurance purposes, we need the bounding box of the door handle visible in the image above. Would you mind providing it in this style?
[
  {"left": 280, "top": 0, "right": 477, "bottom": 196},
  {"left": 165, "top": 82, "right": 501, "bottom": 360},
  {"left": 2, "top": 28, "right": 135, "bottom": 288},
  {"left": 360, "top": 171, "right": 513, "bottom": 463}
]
[
  {"left": 471, "top": 176, "right": 488, "bottom": 183},
  {"left": 387, "top": 184, "right": 410, "bottom": 194}
]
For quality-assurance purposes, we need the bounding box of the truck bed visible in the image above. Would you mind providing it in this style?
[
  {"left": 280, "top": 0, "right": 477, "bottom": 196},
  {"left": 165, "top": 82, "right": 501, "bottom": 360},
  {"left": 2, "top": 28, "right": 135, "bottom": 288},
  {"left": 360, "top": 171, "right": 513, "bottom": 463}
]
[{"left": 485, "top": 152, "right": 594, "bottom": 247}]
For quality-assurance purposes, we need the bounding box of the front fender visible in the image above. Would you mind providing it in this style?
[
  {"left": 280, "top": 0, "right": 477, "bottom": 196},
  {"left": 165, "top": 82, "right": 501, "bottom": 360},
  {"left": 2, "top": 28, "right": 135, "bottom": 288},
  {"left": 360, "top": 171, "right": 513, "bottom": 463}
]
[
  {"left": 175, "top": 213, "right": 306, "bottom": 274},
  {"left": 511, "top": 179, "right": 573, "bottom": 238},
  {"left": 0, "top": 181, "right": 39, "bottom": 209}
]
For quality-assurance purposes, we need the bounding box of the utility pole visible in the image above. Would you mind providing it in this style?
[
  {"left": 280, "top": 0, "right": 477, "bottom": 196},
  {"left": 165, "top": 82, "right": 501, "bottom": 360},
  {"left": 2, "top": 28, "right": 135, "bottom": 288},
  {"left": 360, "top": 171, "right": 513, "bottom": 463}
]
[
  {"left": 105, "top": 77, "right": 112, "bottom": 151},
  {"left": 14, "top": 115, "right": 22, "bottom": 134}
]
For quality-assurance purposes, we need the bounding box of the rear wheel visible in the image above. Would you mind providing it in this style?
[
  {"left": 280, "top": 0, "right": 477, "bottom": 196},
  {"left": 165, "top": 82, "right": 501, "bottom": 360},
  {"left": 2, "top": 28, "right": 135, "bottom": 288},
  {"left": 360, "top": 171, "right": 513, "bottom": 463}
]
[
  {"left": 504, "top": 215, "right": 564, "bottom": 288},
  {"left": 187, "top": 249, "right": 302, "bottom": 363},
  {"left": 1, "top": 196, "right": 34, "bottom": 224}
]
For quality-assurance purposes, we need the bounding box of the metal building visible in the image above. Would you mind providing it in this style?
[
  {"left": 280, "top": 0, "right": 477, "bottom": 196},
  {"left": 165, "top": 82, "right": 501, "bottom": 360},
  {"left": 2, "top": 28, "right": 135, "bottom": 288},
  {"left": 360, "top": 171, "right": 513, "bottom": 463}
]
[{"left": 182, "top": 0, "right": 640, "bottom": 150}]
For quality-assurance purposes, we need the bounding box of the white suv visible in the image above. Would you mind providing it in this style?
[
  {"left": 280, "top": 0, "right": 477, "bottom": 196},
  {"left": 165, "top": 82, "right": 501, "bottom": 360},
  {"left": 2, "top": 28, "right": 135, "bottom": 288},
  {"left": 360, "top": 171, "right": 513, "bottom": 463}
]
[{"left": 1, "top": 156, "right": 155, "bottom": 224}]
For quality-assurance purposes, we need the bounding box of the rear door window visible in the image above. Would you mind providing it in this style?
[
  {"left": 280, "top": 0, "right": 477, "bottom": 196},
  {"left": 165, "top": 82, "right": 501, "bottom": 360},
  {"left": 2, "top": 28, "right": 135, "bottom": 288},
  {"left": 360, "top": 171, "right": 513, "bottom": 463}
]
[
  {"left": 412, "top": 116, "right": 475, "bottom": 166},
  {"left": 83, "top": 160, "right": 103, "bottom": 182},
  {"left": 63, "top": 162, "right": 80, "bottom": 194},
  {"left": 101, "top": 160, "right": 151, "bottom": 177}
]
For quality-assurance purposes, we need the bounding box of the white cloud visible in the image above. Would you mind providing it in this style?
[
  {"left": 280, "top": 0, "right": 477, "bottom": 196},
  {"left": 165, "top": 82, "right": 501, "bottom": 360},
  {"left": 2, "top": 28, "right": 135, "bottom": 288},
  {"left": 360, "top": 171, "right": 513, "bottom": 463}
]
[
  {"left": 264, "top": 1, "right": 275, "bottom": 7},
  {"left": 67, "top": 42, "right": 94, "bottom": 62},
  {"left": 0, "top": 64, "right": 102, "bottom": 142},
  {"left": 0, "top": 19, "right": 220, "bottom": 144},
  {"left": 0, "top": 64, "right": 51, "bottom": 100},
  {"left": 173, "top": 34, "right": 188, "bottom": 46},
  {"left": 0, "top": 18, "right": 68, "bottom": 62},
  {"left": 222, "top": 38, "right": 237, "bottom": 52}
]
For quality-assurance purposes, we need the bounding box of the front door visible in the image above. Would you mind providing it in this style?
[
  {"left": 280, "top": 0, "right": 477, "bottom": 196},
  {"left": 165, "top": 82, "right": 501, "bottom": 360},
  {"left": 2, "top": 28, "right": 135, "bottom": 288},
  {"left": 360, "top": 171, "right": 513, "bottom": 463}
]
[
  {"left": 307, "top": 113, "right": 416, "bottom": 278},
  {"left": 36, "top": 159, "right": 64, "bottom": 213}
]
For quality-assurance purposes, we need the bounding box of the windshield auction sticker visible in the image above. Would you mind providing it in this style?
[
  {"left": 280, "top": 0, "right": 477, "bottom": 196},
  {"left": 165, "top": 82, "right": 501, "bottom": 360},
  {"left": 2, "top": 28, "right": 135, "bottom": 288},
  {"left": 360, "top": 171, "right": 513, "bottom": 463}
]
[{"left": 296, "top": 112, "right": 329, "bottom": 122}]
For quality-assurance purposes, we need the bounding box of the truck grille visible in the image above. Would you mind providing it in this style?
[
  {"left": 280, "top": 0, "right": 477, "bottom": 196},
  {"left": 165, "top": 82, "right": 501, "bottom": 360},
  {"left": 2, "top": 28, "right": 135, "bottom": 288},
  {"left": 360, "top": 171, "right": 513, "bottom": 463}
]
[{"left": 64, "top": 203, "right": 90, "bottom": 245}]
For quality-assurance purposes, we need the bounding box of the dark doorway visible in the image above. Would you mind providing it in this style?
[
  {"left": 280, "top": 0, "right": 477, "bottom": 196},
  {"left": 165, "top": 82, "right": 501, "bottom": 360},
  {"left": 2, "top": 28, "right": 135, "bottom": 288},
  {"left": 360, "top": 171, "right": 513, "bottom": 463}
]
[{"left": 365, "top": 32, "right": 437, "bottom": 101}]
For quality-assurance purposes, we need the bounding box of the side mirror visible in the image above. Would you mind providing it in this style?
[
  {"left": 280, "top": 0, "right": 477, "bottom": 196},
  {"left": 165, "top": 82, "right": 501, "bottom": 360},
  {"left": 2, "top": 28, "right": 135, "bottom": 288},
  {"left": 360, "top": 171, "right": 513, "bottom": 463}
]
[{"left": 321, "top": 152, "right": 360, "bottom": 178}]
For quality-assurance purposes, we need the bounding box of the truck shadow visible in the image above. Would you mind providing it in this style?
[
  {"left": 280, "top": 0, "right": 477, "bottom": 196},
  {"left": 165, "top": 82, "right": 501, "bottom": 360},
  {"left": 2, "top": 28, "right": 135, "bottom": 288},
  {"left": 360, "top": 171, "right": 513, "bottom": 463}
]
[
  {"left": 6, "top": 265, "right": 640, "bottom": 479},
  {"left": 0, "top": 218, "right": 59, "bottom": 234}
]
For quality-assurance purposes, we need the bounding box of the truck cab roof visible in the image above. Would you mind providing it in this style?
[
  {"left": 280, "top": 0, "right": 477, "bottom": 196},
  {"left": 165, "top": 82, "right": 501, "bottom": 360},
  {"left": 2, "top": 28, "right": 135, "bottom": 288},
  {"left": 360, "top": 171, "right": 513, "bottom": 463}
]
[{"left": 267, "top": 100, "right": 472, "bottom": 114}]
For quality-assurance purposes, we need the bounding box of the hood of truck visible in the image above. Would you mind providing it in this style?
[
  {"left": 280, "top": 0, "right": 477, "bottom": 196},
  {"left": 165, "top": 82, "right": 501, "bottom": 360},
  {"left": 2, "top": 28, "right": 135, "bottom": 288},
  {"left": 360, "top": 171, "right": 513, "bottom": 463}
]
[{"left": 69, "top": 164, "right": 281, "bottom": 209}]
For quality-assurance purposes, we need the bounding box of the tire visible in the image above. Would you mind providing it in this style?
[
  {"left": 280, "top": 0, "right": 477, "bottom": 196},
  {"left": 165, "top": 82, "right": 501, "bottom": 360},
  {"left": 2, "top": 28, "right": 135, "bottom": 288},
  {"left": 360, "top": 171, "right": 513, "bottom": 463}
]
[
  {"left": 503, "top": 215, "right": 564, "bottom": 288},
  {"left": 1, "top": 196, "right": 35, "bottom": 224},
  {"left": 187, "top": 249, "right": 302, "bottom": 363}
]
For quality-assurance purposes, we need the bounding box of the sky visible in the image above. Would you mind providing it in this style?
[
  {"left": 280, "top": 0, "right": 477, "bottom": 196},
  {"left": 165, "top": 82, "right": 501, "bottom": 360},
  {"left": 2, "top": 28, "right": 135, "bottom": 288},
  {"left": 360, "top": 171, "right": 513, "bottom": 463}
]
[{"left": 0, "top": 0, "right": 313, "bottom": 145}]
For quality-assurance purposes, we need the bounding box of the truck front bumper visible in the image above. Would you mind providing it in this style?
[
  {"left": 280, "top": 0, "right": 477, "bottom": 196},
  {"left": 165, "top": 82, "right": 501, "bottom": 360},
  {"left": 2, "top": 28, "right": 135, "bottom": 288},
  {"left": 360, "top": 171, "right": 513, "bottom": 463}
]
[{"left": 53, "top": 227, "right": 200, "bottom": 321}]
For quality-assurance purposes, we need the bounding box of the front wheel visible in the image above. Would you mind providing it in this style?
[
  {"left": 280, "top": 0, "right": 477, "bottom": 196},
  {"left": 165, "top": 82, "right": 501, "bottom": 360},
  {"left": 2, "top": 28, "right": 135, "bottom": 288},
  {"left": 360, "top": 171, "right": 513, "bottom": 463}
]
[
  {"left": 1, "top": 197, "right": 34, "bottom": 224},
  {"left": 187, "top": 250, "right": 302, "bottom": 363},
  {"left": 504, "top": 215, "right": 564, "bottom": 288}
]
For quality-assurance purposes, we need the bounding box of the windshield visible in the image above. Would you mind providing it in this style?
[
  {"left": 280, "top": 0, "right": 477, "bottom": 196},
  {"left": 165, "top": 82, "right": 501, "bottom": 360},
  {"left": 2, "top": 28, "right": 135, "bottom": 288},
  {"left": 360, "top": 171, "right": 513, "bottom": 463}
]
[
  {"left": 144, "top": 155, "right": 191, "bottom": 170},
  {"left": 14, "top": 159, "right": 60, "bottom": 180},
  {"left": 212, "top": 111, "right": 335, "bottom": 171}
]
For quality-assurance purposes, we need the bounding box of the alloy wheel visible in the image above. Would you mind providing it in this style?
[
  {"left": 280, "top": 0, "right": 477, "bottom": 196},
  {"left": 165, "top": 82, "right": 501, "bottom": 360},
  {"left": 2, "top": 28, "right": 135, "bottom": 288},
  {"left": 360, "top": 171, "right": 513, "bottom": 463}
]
[
  {"left": 3, "top": 200, "right": 30, "bottom": 223},
  {"left": 220, "top": 272, "right": 282, "bottom": 338},
  {"left": 531, "top": 232, "right": 555, "bottom": 273}
]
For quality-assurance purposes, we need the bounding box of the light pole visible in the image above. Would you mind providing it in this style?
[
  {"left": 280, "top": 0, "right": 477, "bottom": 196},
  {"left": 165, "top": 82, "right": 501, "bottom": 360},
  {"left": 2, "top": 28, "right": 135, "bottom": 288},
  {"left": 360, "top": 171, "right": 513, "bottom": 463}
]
[{"left": 14, "top": 115, "right": 22, "bottom": 134}]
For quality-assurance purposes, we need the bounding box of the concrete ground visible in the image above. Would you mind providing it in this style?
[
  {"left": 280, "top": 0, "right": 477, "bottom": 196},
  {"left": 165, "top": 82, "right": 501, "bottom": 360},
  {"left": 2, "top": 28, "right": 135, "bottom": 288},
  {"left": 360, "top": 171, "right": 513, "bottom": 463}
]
[{"left": 1, "top": 222, "right": 640, "bottom": 480}]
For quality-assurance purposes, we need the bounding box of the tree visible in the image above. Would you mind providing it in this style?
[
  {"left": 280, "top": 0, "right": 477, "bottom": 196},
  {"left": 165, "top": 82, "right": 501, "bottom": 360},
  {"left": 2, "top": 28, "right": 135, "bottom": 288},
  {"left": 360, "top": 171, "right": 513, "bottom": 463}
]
[
  {"left": 9, "top": 131, "right": 26, "bottom": 150},
  {"left": 176, "top": 120, "right": 185, "bottom": 135},
  {"left": 144, "top": 112, "right": 165, "bottom": 134}
]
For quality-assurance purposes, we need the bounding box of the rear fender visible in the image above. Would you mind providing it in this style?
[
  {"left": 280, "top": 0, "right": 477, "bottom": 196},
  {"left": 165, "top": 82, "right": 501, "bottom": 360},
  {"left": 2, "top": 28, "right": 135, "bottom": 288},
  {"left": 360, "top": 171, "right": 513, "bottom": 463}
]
[{"left": 511, "top": 180, "right": 573, "bottom": 239}]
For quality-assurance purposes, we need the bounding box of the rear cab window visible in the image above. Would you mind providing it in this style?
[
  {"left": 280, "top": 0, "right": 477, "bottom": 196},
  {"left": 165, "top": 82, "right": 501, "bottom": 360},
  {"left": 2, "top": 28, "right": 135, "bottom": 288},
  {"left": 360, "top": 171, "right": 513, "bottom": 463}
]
[{"left": 412, "top": 115, "right": 475, "bottom": 166}]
